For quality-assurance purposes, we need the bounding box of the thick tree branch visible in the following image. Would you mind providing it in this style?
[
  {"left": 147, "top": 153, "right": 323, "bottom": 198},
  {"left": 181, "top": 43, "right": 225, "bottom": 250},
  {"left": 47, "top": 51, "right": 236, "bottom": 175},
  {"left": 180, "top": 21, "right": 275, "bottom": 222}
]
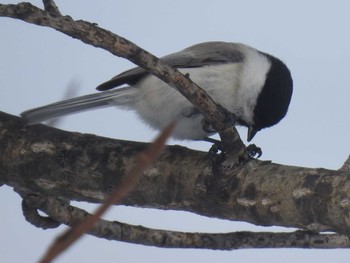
[
  {"left": 0, "top": 2, "right": 244, "bottom": 156},
  {"left": 38, "top": 123, "right": 174, "bottom": 263},
  {"left": 1, "top": 112, "right": 350, "bottom": 238}
]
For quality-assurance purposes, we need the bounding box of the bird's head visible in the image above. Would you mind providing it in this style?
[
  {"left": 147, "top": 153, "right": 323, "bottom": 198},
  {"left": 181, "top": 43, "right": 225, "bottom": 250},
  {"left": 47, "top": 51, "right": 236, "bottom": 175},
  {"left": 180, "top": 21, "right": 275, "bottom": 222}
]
[{"left": 247, "top": 54, "right": 293, "bottom": 142}]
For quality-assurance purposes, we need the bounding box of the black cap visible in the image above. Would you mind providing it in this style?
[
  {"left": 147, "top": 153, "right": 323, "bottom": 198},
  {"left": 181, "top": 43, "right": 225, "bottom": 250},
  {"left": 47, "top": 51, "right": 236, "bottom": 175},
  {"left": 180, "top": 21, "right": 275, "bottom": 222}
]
[{"left": 250, "top": 54, "right": 293, "bottom": 140}]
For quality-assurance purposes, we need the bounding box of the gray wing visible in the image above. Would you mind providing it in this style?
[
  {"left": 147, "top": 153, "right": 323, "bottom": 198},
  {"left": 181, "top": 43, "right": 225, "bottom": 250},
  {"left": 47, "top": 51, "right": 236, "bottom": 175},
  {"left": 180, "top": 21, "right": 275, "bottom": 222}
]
[{"left": 97, "top": 42, "right": 245, "bottom": 91}]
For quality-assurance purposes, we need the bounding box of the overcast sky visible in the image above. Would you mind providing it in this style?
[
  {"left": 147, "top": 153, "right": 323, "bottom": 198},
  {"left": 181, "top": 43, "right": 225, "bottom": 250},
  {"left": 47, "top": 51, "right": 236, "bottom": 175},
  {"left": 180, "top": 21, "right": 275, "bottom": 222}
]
[{"left": 1, "top": 0, "right": 350, "bottom": 262}]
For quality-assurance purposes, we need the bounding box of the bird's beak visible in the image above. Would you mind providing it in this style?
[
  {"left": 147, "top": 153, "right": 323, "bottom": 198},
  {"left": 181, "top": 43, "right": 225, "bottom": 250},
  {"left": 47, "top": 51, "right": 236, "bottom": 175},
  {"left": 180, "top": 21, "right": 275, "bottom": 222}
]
[{"left": 247, "top": 126, "right": 258, "bottom": 142}]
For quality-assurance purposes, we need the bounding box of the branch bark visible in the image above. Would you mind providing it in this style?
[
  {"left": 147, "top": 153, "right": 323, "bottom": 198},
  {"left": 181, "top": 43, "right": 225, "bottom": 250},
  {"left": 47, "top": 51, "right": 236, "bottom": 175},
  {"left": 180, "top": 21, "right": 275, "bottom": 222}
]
[
  {"left": 37, "top": 123, "right": 174, "bottom": 263},
  {"left": 1, "top": 112, "right": 350, "bottom": 238},
  {"left": 19, "top": 194, "right": 350, "bottom": 249}
]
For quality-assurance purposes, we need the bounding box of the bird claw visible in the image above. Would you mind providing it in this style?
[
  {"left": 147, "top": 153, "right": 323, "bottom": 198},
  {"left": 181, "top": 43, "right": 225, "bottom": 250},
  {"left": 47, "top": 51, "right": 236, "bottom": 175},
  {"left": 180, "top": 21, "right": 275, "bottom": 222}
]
[
  {"left": 246, "top": 144, "right": 262, "bottom": 158},
  {"left": 205, "top": 138, "right": 263, "bottom": 162},
  {"left": 205, "top": 138, "right": 226, "bottom": 164}
]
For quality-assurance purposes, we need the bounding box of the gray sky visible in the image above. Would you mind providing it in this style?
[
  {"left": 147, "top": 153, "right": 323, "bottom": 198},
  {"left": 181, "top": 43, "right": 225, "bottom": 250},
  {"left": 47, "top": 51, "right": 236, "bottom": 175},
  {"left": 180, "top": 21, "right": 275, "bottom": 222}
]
[{"left": 1, "top": 0, "right": 350, "bottom": 262}]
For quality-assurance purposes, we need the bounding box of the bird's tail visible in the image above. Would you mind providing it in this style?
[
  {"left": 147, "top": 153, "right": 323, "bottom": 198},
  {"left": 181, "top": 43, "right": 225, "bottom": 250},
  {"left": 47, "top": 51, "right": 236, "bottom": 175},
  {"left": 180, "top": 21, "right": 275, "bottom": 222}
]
[{"left": 21, "top": 87, "right": 136, "bottom": 124}]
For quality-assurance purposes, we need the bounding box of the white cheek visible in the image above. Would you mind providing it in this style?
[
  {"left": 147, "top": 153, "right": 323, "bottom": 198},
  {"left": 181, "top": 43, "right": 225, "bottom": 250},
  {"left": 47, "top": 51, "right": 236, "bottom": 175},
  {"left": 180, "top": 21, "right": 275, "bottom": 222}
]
[
  {"left": 238, "top": 51, "right": 270, "bottom": 123},
  {"left": 181, "top": 64, "right": 242, "bottom": 112}
]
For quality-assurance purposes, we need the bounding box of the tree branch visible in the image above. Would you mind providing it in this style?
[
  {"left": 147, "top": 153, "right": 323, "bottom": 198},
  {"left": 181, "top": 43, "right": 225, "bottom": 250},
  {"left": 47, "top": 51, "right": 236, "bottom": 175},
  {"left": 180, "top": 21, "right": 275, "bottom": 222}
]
[
  {"left": 19, "top": 193, "right": 350, "bottom": 249},
  {"left": 0, "top": 2, "right": 244, "bottom": 156},
  {"left": 38, "top": 123, "right": 174, "bottom": 263},
  {"left": 1, "top": 111, "right": 350, "bottom": 239}
]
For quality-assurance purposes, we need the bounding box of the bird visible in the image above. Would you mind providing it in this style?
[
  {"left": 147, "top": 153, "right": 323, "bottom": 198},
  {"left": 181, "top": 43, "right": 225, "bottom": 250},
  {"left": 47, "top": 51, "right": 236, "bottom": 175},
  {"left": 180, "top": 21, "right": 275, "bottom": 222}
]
[{"left": 21, "top": 41, "right": 293, "bottom": 142}]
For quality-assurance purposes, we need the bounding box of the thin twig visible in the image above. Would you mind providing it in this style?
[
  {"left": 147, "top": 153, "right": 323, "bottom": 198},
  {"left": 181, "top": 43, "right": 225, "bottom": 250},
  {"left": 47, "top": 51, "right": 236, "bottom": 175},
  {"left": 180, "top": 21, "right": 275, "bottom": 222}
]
[{"left": 32, "top": 195, "right": 350, "bottom": 249}]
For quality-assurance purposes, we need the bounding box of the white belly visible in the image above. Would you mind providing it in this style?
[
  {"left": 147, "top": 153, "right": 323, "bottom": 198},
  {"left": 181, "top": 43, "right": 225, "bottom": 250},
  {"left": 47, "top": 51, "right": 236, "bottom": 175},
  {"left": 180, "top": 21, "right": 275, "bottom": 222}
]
[{"left": 130, "top": 64, "right": 242, "bottom": 140}]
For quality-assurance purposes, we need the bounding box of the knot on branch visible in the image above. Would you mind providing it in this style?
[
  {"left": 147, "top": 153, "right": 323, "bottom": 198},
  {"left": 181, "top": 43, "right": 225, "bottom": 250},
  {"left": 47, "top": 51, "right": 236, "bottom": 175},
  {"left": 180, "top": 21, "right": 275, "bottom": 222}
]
[{"left": 21, "top": 194, "right": 62, "bottom": 229}]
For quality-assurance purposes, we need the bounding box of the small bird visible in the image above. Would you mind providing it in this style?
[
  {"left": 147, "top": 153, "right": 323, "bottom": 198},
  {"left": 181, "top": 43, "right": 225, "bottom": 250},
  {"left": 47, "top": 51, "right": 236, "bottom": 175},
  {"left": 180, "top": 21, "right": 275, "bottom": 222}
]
[{"left": 21, "top": 42, "right": 293, "bottom": 142}]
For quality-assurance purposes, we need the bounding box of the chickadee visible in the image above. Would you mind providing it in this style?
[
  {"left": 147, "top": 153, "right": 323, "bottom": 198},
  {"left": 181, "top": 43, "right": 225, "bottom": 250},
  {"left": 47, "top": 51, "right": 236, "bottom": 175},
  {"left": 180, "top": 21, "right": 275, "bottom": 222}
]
[{"left": 21, "top": 42, "right": 293, "bottom": 142}]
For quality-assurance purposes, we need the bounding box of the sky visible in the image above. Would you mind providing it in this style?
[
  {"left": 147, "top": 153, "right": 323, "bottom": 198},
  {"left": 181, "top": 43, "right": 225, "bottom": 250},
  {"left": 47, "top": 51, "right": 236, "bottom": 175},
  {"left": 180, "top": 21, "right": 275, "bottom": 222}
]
[{"left": 1, "top": 0, "right": 350, "bottom": 262}]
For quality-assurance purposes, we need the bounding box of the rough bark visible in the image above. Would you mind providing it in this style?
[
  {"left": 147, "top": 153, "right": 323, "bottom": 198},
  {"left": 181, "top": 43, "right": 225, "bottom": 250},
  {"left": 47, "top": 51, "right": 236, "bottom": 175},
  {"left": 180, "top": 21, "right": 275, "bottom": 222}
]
[
  {"left": 1, "top": 112, "right": 350, "bottom": 237},
  {"left": 21, "top": 194, "right": 350, "bottom": 249}
]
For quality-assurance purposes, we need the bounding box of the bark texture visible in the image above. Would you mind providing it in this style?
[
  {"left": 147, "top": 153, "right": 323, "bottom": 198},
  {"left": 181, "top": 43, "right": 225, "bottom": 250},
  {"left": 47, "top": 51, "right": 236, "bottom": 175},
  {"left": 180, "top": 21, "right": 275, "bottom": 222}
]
[
  {"left": 1, "top": 112, "right": 350, "bottom": 236},
  {"left": 23, "top": 194, "right": 350, "bottom": 249}
]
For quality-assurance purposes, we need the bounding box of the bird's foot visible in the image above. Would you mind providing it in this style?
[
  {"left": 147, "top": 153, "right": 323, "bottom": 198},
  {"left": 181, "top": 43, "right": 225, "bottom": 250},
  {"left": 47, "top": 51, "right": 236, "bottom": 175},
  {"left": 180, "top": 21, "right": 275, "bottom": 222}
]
[
  {"left": 204, "top": 137, "right": 226, "bottom": 163},
  {"left": 246, "top": 144, "right": 262, "bottom": 158}
]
